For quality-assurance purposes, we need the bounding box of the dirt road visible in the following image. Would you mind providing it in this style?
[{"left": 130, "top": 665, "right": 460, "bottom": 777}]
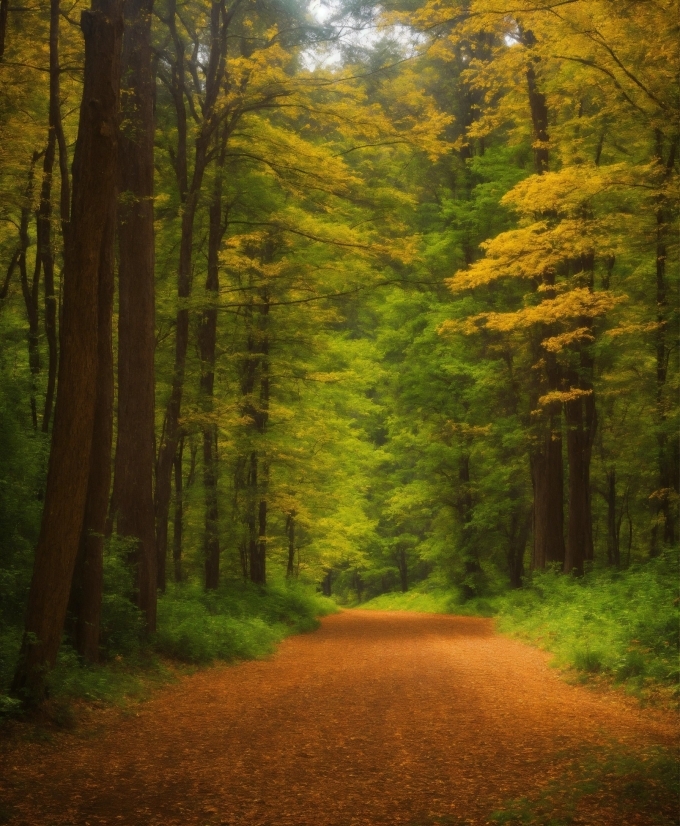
[{"left": 0, "top": 610, "right": 676, "bottom": 825}]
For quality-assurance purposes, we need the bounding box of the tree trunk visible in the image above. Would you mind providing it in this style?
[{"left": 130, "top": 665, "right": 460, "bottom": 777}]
[
  {"left": 531, "top": 416, "right": 565, "bottom": 569},
  {"left": 605, "top": 468, "right": 620, "bottom": 566},
  {"left": 564, "top": 391, "right": 595, "bottom": 574},
  {"left": 247, "top": 451, "right": 264, "bottom": 584},
  {"left": 110, "top": 0, "right": 157, "bottom": 630},
  {"left": 651, "top": 131, "right": 678, "bottom": 552},
  {"left": 38, "top": 129, "right": 58, "bottom": 433},
  {"left": 507, "top": 506, "right": 530, "bottom": 588},
  {"left": 11, "top": 0, "right": 123, "bottom": 703},
  {"left": 522, "top": 35, "right": 566, "bottom": 571},
  {"left": 457, "top": 452, "right": 481, "bottom": 598},
  {"left": 397, "top": 547, "right": 408, "bottom": 592},
  {"left": 42, "top": 0, "right": 71, "bottom": 433},
  {"left": 0, "top": 0, "right": 8, "bottom": 61},
  {"left": 257, "top": 496, "right": 267, "bottom": 584},
  {"left": 286, "top": 511, "right": 296, "bottom": 578},
  {"left": 69, "top": 197, "right": 116, "bottom": 662},
  {"left": 18, "top": 154, "right": 41, "bottom": 430},
  {"left": 564, "top": 255, "right": 597, "bottom": 575},
  {"left": 172, "top": 434, "right": 184, "bottom": 582},
  {"left": 154, "top": 0, "right": 228, "bottom": 591},
  {"left": 200, "top": 175, "right": 222, "bottom": 590}
]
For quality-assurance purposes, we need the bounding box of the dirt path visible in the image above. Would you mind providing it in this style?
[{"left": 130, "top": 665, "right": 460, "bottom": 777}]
[{"left": 0, "top": 610, "right": 677, "bottom": 826}]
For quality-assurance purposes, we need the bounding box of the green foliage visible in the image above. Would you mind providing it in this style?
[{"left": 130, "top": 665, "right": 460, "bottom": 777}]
[
  {"left": 154, "top": 581, "right": 336, "bottom": 665},
  {"left": 495, "top": 552, "right": 680, "bottom": 690}
]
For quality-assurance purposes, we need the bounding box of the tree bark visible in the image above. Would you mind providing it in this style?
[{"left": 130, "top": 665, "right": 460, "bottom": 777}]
[
  {"left": 0, "top": 0, "right": 8, "bottom": 61},
  {"left": 11, "top": 0, "right": 123, "bottom": 703},
  {"left": 286, "top": 511, "right": 296, "bottom": 578},
  {"left": 507, "top": 506, "right": 530, "bottom": 588},
  {"left": 530, "top": 415, "right": 565, "bottom": 568},
  {"left": 564, "top": 387, "right": 596, "bottom": 575},
  {"left": 42, "top": 0, "right": 71, "bottom": 433},
  {"left": 605, "top": 468, "right": 620, "bottom": 567},
  {"left": 200, "top": 174, "right": 223, "bottom": 590},
  {"left": 38, "top": 127, "right": 58, "bottom": 433},
  {"left": 172, "top": 435, "right": 184, "bottom": 582},
  {"left": 154, "top": 0, "right": 229, "bottom": 590},
  {"left": 651, "top": 131, "right": 678, "bottom": 552},
  {"left": 563, "top": 252, "right": 597, "bottom": 575},
  {"left": 522, "top": 30, "right": 566, "bottom": 570},
  {"left": 18, "top": 154, "right": 41, "bottom": 430},
  {"left": 110, "top": 0, "right": 157, "bottom": 630},
  {"left": 69, "top": 197, "right": 116, "bottom": 662}
]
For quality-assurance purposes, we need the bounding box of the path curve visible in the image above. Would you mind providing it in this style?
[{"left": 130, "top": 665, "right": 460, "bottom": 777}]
[{"left": 0, "top": 610, "right": 676, "bottom": 825}]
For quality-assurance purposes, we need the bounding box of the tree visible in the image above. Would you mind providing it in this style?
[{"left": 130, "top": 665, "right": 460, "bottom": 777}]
[
  {"left": 12, "top": 0, "right": 124, "bottom": 702},
  {"left": 109, "top": 0, "right": 157, "bottom": 632}
]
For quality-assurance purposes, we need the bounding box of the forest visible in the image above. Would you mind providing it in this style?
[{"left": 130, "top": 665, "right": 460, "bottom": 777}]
[{"left": 0, "top": 0, "right": 678, "bottom": 721}]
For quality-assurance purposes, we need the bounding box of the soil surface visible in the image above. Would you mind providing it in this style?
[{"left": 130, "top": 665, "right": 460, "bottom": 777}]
[{"left": 0, "top": 610, "right": 677, "bottom": 826}]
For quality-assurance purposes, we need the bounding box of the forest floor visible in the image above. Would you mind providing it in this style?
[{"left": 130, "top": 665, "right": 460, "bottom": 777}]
[{"left": 0, "top": 610, "right": 678, "bottom": 826}]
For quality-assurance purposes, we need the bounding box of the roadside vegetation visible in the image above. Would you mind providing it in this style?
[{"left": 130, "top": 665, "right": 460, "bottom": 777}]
[
  {"left": 359, "top": 550, "right": 679, "bottom": 700},
  {"left": 0, "top": 540, "right": 335, "bottom": 719}
]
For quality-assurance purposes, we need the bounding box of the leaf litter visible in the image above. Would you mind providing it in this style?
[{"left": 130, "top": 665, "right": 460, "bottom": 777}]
[{"left": 0, "top": 610, "right": 677, "bottom": 826}]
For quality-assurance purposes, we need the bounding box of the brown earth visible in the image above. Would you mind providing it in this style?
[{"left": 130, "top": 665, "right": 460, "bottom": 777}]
[{"left": 0, "top": 610, "right": 677, "bottom": 826}]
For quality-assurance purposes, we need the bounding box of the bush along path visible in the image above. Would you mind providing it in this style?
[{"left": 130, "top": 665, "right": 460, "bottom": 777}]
[{"left": 0, "top": 610, "right": 678, "bottom": 826}]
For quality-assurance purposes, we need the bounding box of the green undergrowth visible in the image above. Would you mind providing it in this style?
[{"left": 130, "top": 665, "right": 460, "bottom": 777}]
[
  {"left": 360, "top": 551, "right": 679, "bottom": 697},
  {"left": 154, "top": 579, "right": 336, "bottom": 664},
  {"left": 494, "top": 551, "right": 679, "bottom": 697},
  {"left": 358, "top": 588, "right": 457, "bottom": 614},
  {"left": 0, "top": 581, "right": 336, "bottom": 718},
  {"left": 489, "top": 744, "right": 679, "bottom": 826}
]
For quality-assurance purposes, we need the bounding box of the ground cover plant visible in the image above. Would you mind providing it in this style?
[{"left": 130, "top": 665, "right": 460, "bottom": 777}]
[{"left": 360, "top": 551, "right": 679, "bottom": 700}]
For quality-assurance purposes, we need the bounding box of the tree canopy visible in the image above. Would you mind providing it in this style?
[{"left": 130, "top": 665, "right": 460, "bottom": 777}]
[{"left": 0, "top": 0, "right": 677, "bottom": 701}]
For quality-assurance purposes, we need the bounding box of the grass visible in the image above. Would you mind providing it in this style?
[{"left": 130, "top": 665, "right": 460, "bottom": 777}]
[
  {"left": 494, "top": 552, "right": 679, "bottom": 698},
  {"left": 357, "top": 588, "right": 456, "bottom": 614},
  {"left": 0, "top": 580, "right": 336, "bottom": 719},
  {"left": 154, "top": 579, "right": 336, "bottom": 664},
  {"left": 360, "top": 551, "right": 679, "bottom": 698}
]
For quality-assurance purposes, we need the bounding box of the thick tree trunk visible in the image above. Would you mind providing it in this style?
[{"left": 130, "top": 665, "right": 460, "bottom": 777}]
[
  {"left": 522, "top": 36, "right": 566, "bottom": 570},
  {"left": 11, "top": 0, "right": 123, "bottom": 703},
  {"left": 69, "top": 198, "right": 116, "bottom": 662},
  {"left": 564, "top": 392, "right": 595, "bottom": 574},
  {"left": 564, "top": 256, "right": 597, "bottom": 575},
  {"left": 531, "top": 415, "right": 566, "bottom": 568},
  {"left": 110, "top": 0, "right": 157, "bottom": 630}
]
